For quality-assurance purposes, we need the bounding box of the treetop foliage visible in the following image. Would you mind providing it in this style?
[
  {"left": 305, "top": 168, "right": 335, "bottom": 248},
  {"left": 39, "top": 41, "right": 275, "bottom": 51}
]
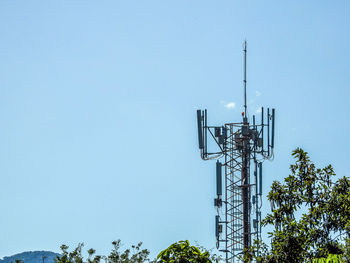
[
  {"left": 156, "top": 240, "right": 218, "bottom": 263},
  {"left": 249, "top": 148, "right": 350, "bottom": 263},
  {"left": 55, "top": 240, "right": 218, "bottom": 263},
  {"left": 56, "top": 241, "right": 152, "bottom": 263}
]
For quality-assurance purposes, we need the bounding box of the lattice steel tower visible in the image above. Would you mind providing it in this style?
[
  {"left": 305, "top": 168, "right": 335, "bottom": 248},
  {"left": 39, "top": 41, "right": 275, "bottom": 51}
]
[{"left": 196, "top": 42, "right": 276, "bottom": 263}]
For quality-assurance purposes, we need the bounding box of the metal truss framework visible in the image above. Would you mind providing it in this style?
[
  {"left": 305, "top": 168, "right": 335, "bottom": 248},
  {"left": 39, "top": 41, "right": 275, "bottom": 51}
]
[
  {"left": 197, "top": 41, "right": 276, "bottom": 263},
  {"left": 223, "top": 122, "right": 254, "bottom": 262}
]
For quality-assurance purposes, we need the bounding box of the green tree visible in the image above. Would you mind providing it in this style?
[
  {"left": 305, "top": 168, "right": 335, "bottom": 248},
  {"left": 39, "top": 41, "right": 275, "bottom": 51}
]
[
  {"left": 55, "top": 244, "right": 85, "bottom": 263},
  {"left": 108, "top": 240, "right": 153, "bottom": 263},
  {"left": 249, "top": 148, "right": 350, "bottom": 263},
  {"left": 55, "top": 241, "right": 153, "bottom": 263},
  {"left": 312, "top": 254, "right": 343, "bottom": 263},
  {"left": 156, "top": 240, "right": 218, "bottom": 263},
  {"left": 55, "top": 240, "right": 218, "bottom": 263}
]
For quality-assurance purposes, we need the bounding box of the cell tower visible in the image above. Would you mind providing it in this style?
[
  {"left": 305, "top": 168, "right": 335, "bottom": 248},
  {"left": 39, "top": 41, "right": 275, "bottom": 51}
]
[{"left": 196, "top": 41, "right": 276, "bottom": 263}]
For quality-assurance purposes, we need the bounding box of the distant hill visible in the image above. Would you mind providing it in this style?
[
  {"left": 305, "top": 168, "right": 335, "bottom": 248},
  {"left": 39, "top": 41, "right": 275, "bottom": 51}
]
[{"left": 0, "top": 251, "right": 60, "bottom": 263}]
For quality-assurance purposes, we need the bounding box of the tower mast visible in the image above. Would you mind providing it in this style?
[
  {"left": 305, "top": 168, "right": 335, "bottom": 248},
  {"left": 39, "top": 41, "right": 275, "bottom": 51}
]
[
  {"left": 196, "top": 41, "right": 276, "bottom": 262},
  {"left": 243, "top": 40, "right": 247, "bottom": 118}
]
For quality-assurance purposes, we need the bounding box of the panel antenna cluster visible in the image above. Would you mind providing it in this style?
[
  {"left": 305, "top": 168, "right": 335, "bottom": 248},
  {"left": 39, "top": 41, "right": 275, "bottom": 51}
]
[{"left": 196, "top": 41, "right": 276, "bottom": 263}]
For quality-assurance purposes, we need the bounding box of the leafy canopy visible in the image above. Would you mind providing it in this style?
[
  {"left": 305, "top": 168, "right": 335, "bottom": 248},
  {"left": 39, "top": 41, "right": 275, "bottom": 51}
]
[
  {"left": 55, "top": 240, "right": 218, "bottom": 263},
  {"left": 156, "top": 240, "right": 218, "bottom": 263},
  {"left": 55, "top": 240, "right": 153, "bottom": 263},
  {"left": 248, "top": 148, "right": 350, "bottom": 263}
]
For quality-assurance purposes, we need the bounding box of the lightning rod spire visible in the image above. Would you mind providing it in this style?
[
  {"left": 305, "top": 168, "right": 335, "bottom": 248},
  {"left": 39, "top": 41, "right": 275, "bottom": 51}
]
[{"left": 243, "top": 40, "right": 247, "bottom": 118}]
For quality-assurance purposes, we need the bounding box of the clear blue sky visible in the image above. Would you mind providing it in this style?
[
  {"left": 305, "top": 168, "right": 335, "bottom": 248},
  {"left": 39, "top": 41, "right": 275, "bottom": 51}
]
[{"left": 1, "top": 0, "right": 350, "bottom": 259}]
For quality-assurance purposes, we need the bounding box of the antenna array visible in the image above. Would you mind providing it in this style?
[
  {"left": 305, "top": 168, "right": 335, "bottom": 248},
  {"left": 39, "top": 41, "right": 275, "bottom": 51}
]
[{"left": 196, "top": 41, "right": 276, "bottom": 263}]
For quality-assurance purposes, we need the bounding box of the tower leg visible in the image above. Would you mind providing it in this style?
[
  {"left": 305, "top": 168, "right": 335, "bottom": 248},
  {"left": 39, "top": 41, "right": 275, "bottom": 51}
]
[{"left": 242, "top": 151, "right": 250, "bottom": 263}]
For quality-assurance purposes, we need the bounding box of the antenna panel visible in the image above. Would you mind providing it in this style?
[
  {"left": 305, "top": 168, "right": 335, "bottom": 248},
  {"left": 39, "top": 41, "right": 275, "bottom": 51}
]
[
  {"left": 259, "top": 162, "right": 263, "bottom": 195},
  {"left": 196, "top": 110, "right": 204, "bottom": 149},
  {"left": 267, "top": 108, "right": 270, "bottom": 156},
  {"left": 272, "top": 108, "right": 275, "bottom": 148},
  {"left": 215, "top": 215, "right": 220, "bottom": 238},
  {"left": 216, "top": 161, "right": 222, "bottom": 196}
]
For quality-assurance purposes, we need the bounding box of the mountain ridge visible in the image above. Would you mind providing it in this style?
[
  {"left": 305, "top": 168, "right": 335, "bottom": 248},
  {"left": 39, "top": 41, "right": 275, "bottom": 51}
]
[{"left": 0, "top": 251, "right": 60, "bottom": 263}]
